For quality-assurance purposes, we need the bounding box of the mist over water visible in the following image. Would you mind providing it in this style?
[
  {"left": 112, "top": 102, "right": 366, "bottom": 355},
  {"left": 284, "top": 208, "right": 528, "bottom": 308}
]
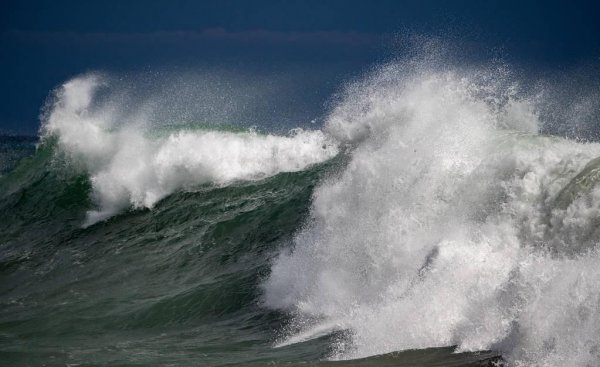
[{"left": 3, "top": 44, "right": 600, "bottom": 366}]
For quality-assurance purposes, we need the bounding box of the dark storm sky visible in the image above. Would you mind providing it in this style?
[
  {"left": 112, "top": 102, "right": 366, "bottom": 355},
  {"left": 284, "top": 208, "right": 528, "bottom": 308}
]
[{"left": 1, "top": 0, "right": 599, "bottom": 135}]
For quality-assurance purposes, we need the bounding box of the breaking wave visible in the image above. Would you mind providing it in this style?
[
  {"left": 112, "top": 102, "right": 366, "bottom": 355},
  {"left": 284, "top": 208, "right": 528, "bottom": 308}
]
[
  {"left": 264, "top": 62, "right": 600, "bottom": 366},
  {"left": 42, "top": 75, "right": 338, "bottom": 225},
  {"left": 4, "top": 56, "right": 600, "bottom": 367}
]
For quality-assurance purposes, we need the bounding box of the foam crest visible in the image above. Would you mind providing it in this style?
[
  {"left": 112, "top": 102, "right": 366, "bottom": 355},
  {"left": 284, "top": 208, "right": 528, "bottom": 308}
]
[
  {"left": 42, "top": 75, "right": 339, "bottom": 225},
  {"left": 264, "top": 64, "right": 600, "bottom": 366}
]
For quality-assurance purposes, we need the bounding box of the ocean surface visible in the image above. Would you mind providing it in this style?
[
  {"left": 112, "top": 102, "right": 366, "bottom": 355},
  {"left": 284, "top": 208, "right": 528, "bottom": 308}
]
[{"left": 1, "top": 60, "right": 600, "bottom": 367}]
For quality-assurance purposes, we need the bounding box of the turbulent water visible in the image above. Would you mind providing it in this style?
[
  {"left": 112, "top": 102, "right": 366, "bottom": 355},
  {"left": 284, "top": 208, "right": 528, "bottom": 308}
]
[{"left": 2, "top": 60, "right": 600, "bottom": 366}]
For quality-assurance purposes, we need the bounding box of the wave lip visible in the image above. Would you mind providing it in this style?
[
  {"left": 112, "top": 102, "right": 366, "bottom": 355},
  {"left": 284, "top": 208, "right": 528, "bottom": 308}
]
[{"left": 42, "top": 75, "right": 339, "bottom": 225}]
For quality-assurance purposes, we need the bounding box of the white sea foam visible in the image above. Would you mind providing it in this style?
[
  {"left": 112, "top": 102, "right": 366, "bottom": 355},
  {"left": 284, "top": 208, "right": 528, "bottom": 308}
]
[
  {"left": 42, "top": 75, "right": 339, "bottom": 225},
  {"left": 264, "top": 63, "right": 600, "bottom": 366}
]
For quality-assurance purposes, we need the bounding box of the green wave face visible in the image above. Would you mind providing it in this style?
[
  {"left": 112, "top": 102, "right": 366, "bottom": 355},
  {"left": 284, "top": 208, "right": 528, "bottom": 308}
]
[
  {"left": 0, "top": 138, "right": 342, "bottom": 366},
  {"left": 0, "top": 136, "right": 38, "bottom": 176}
]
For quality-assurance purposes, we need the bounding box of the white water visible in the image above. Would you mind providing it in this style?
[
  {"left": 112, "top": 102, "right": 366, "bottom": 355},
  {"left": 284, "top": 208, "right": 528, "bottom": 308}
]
[
  {"left": 264, "top": 64, "right": 600, "bottom": 366},
  {"left": 42, "top": 75, "right": 339, "bottom": 225}
]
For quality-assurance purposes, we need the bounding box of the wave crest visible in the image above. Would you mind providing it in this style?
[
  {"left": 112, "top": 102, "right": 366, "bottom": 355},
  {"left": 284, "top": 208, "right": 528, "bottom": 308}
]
[{"left": 42, "top": 75, "right": 339, "bottom": 225}]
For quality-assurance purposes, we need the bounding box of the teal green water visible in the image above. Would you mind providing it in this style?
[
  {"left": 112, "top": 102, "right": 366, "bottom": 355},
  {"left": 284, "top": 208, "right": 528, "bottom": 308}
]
[
  {"left": 0, "top": 137, "right": 501, "bottom": 366},
  {"left": 0, "top": 136, "right": 37, "bottom": 175}
]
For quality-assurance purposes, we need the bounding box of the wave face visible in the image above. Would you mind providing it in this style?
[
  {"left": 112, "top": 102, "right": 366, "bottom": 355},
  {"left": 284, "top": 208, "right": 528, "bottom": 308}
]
[
  {"left": 264, "top": 63, "right": 600, "bottom": 366},
  {"left": 0, "top": 136, "right": 37, "bottom": 175},
  {"left": 0, "top": 144, "right": 333, "bottom": 366},
  {"left": 42, "top": 75, "right": 338, "bottom": 225}
]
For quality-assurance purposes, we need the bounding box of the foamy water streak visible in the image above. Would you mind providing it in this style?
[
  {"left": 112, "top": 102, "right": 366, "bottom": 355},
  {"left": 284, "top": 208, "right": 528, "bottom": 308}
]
[
  {"left": 42, "top": 75, "right": 339, "bottom": 225},
  {"left": 264, "top": 65, "right": 600, "bottom": 366}
]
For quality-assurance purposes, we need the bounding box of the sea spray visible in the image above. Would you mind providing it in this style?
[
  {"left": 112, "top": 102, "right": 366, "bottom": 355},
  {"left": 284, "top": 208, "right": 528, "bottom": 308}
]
[
  {"left": 42, "top": 75, "right": 339, "bottom": 225},
  {"left": 264, "top": 63, "right": 600, "bottom": 366}
]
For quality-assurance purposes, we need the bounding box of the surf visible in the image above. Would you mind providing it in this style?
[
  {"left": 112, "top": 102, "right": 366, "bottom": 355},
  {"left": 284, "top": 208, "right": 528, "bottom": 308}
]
[{"left": 2, "top": 55, "right": 600, "bottom": 366}]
